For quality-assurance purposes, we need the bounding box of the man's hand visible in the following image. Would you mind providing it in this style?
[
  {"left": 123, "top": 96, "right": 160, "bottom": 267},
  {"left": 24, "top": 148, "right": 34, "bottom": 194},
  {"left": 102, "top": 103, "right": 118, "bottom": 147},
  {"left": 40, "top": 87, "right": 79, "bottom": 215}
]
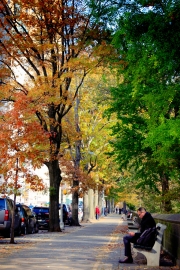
[{"left": 128, "top": 231, "right": 135, "bottom": 236}]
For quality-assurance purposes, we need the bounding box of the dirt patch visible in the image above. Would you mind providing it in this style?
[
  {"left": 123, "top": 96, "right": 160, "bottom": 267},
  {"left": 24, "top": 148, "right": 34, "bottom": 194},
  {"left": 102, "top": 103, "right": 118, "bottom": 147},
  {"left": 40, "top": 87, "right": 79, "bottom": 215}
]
[
  {"left": 0, "top": 237, "right": 36, "bottom": 258},
  {"left": 160, "top": 250, "right": 176, "bottom": 267}
]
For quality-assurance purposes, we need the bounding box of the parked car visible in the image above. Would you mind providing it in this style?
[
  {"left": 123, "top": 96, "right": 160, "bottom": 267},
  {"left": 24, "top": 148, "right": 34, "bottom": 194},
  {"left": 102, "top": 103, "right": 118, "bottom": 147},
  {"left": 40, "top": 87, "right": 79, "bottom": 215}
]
[
  {"left": 16, "top": 203, "right": 39, "bottom": 234},
  {"left": 32, "top": 206, "right": 49, "bottom": 230},
  {"left": 64, "top": 207, "right": 83, "bottom": 225},
  {"left": 59, "top": 204, "right": 71, "bottom": 225},
  {"left": 0, "top": 197, "right": 21, "bottom": 237}
]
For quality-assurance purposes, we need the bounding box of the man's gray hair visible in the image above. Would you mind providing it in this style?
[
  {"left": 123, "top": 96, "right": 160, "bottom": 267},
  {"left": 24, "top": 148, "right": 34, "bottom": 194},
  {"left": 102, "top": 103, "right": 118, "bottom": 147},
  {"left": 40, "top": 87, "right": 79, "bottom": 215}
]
[{"left": 137, "top": 207, "right": 146, "bottom": 212}]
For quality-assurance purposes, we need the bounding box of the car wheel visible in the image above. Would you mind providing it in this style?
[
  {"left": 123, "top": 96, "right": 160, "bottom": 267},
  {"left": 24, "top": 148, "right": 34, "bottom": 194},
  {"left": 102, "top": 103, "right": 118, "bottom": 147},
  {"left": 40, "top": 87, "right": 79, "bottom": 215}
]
[
  {"left": 28, "top": 225, "right": 35, "bottom": 234},
  {"left": 35, "top": 223, "right": 39, "bottom": 233},
  {"left": 23, "top": 226, "right": 27, "bottom": 235},
  {"left": 4, "top": 229, "right": 11, "bottom": 238},
  {"left": 68, "top": 218, "right": 72, "bottom": 226},
  {"left": 17, "top": 224, "right": 22, "bottom": 236}
]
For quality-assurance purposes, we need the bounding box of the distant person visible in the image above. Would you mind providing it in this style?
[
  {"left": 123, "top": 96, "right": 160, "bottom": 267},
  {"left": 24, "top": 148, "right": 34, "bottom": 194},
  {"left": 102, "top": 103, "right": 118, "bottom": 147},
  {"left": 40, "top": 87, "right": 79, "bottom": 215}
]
[
  {"left": 119, "top": 207, "right": 156, "bottom": 264},
  {"left": 119, "top": 208, "right": 121, "bottom": 215},
  {"left": 95, "top": 206, "right": 100, "bottom": 220}
]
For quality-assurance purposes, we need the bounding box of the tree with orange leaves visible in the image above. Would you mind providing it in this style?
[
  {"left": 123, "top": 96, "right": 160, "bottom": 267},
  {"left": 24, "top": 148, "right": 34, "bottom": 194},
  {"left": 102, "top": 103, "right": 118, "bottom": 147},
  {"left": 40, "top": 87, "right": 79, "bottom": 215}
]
[
  {"left": 0, "top": 0, "right": 116, "bottom": 231},
  {"left": 0, "top": 93, "right": 48, "bottom": 243}
]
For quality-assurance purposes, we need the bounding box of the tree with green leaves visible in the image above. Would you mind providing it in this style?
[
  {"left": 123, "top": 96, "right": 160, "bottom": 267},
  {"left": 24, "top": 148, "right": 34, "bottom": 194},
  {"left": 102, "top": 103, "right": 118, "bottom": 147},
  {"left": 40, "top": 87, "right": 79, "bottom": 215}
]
[{"left": 106, "top": 0, "right": 180, "bottom": 213}]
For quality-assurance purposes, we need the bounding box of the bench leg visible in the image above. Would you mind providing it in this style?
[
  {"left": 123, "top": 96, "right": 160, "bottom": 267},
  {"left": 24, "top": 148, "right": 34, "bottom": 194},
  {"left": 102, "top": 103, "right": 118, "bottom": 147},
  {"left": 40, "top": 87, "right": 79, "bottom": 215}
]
[
  {"left": 146, "top": 254, "right": 159, "bottom": 266},
  {"left": 134, "top": 250, "right": 160, "bottom": 267}
]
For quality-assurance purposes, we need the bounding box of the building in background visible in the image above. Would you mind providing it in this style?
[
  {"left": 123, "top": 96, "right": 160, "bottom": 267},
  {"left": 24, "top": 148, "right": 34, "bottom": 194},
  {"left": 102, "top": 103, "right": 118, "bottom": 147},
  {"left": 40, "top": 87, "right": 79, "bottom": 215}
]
[{"left": 16, "top": 165, "right": 49, "bottom": 207}]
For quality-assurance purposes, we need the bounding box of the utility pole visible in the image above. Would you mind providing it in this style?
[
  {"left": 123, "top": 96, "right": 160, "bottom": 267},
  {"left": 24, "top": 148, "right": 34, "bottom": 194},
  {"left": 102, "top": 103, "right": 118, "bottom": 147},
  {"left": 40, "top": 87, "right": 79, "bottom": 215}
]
[
  {"left": 60, "top": 186, "right": 64, "bottom": 229},
  {"left": 102, "top": 187, "right": 105, "bottom": 216}
]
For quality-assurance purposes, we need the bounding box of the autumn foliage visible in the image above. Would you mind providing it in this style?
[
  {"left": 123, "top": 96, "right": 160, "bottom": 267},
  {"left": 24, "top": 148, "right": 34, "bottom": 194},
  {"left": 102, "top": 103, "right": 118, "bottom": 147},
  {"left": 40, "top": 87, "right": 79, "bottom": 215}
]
[
  {"left": 0, "top": 0, "right": 117, "bottom": 230},
  {"left": 0, "top": 92, "right": 49, "bottom": 195}
]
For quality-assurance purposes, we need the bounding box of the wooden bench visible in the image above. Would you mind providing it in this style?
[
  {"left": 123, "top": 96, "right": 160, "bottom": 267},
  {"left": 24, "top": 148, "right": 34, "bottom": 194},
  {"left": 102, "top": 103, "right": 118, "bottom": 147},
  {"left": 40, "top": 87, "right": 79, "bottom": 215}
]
[{"left": 133, "top": 223, "right": 167, "bottom": 266}]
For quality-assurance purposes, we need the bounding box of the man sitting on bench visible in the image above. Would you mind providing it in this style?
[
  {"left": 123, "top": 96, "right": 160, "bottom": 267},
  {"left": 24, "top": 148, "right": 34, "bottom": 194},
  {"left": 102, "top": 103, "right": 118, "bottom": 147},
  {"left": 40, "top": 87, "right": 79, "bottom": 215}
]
[{"left": 119, "top": 207, "right": 156, "bottom": 264}]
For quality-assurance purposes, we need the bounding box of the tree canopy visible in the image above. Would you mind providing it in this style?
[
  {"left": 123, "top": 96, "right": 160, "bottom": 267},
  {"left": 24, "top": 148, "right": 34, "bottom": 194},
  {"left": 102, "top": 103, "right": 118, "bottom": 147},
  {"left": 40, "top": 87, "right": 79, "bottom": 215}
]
[
  {"left": 106, "top": 0, "right": 180, "bottom": 213},
  {"left": 0, "top": 0, "right": 116, "bottom": 230},
  {"left": 2, "top": 0, "right": 180, "bottom": 216}
]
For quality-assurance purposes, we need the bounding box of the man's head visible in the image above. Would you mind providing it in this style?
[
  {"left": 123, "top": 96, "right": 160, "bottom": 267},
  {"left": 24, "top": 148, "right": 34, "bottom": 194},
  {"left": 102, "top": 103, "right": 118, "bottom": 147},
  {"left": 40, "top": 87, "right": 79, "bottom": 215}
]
[{"left": 137, "top": 207, "right": 146, "bottom": 219}]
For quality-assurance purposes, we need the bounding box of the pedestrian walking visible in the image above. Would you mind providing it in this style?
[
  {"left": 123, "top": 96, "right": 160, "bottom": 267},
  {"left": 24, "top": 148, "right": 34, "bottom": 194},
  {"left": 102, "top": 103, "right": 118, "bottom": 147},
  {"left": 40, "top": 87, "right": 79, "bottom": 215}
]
[{"left": 95, "top": 206, "right": 100, "bottom": 219}]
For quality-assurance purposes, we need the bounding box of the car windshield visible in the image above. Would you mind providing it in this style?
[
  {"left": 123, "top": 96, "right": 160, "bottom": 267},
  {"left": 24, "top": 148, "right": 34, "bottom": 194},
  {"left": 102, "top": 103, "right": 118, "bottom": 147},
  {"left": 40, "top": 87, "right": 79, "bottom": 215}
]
[
  {"left": 33, "top": 207, "right": 49, "bottom": 213},
  {"left": 0, "top": 199, "right": 5, "bottom": 210},
  {"left": 23, "top": 205, "right": 33, "bottom": 215}
]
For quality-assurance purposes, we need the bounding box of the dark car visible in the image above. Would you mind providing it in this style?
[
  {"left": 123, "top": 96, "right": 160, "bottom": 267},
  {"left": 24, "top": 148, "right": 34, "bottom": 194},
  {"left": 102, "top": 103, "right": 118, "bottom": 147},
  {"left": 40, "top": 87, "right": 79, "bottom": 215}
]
[
  {"left": 16, "top": 203, "right": 39, "bottom": 234},
  {"left": 0, "top": 197, "right": 21, "bottom": 237},
  {"left": 59, "top": 204, "right": 71, "bottom": 225},
  {"left": 32, "top": 206, "right": 49, "bottom": 230}
]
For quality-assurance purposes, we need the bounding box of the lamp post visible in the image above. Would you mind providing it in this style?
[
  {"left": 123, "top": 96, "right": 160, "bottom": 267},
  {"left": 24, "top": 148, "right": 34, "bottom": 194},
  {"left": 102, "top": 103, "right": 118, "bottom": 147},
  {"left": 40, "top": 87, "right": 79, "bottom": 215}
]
[
  {"left": 102, "top": 187, "right": 105, "bottom": 217},
  {"left": 60, "top": 185, "right": 64, "bottom": 230}
]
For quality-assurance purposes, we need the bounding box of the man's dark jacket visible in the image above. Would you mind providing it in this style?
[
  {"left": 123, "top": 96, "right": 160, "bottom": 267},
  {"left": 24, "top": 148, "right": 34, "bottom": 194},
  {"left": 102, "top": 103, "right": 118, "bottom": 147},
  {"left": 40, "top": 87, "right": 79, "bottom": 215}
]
[{"left": 135, "top": 212, "right": 156, "bottom": 237}]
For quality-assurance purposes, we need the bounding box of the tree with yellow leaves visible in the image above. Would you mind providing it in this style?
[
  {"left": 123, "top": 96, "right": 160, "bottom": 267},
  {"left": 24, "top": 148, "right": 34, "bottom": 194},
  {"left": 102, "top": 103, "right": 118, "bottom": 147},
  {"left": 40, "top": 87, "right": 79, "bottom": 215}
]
[{"left": 0, "top": 0, "right": 116, "bottom": 231}]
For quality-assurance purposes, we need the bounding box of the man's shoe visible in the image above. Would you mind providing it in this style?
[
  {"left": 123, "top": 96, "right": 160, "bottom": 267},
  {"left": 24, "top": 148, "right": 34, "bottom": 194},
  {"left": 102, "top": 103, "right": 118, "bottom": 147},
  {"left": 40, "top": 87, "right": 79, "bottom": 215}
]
[{"left": 119, "top": 257, "right": 133, "bottom": 263}]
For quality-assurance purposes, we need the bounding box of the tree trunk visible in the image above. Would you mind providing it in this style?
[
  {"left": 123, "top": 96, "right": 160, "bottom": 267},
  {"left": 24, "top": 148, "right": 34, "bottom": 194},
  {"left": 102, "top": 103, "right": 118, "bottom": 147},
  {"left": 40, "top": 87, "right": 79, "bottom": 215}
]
[
  {"left": 71, "top": 180, "right": 80, "bottom": 226},
  {"left": 71, "top": 95, "right": 81, "bottom": 226},
  {"left": 98, "top": 192, "right": 103, "bottom": 214},
  {"left": 107, "top": 200, "right": 111, "bottom": 214},
  {"left": 94, "top": 189, "right": 98, "bottom": 209},
  {"left": 10, "top": 158, "right": 19, "bottom": 244},
  {"left": 48, "top": 160, "right": 62, "bottom": 232},
  {"left": 161, "top": 173, "right": 172, "bottom": 213},
  {"left": 88, "top": 189, "right": 95, "bottom": 219},
  {"left": 82, "top": 192, "right": 90, "bottom": 222},
  {"left": 10, "top": 194, "right": 16, "bottom": 244},
  {"left": 111, "top": 198, "right": 114, "bottom": 213}
]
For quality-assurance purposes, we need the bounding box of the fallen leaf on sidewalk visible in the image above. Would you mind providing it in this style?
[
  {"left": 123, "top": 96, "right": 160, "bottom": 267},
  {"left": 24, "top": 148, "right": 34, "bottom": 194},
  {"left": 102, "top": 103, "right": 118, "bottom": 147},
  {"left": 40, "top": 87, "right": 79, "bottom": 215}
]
[
  {"left": 0, "top": 241, "right": 36, "bottom": 258},
  {"left": 113, "top": 224, "right": 128, "bottom": 234}
]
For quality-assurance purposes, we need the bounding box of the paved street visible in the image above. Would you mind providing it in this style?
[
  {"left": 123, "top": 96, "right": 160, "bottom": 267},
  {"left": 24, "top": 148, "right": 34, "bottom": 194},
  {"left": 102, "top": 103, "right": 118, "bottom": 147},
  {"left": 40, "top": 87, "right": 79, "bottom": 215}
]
[{"left": 0, "top": 214, "right": 178, "bottom": 270}]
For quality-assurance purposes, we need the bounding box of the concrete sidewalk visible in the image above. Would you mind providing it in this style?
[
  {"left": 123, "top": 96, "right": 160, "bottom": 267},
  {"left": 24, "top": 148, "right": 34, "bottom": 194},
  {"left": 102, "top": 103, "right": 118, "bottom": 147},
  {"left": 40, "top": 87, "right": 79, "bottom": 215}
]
[{"left": 0, "top": 214, "right": 178, "bottom": 269}]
